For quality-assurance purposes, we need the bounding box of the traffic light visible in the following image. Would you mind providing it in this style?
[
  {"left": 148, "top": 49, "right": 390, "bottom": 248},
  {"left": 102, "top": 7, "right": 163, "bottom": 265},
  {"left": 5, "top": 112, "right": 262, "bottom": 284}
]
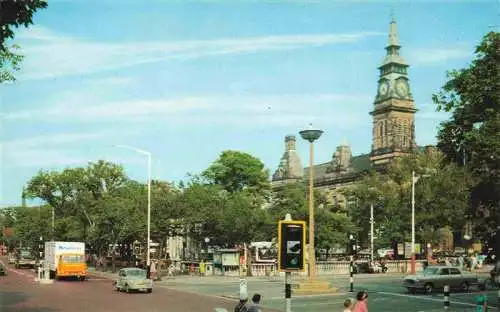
[
  {"left": 39, "top": 236, "right": 44, "bottom": 260},
  {"left": 278, "top": 220, "right": 306, "bottom": 272}
]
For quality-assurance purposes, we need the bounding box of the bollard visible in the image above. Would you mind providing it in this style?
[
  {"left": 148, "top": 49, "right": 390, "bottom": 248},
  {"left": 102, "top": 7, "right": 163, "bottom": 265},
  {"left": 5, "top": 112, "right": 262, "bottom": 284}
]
[
  {"left": 285, "top": 271, "right": 291, "bottom": 312},
  {"left": 497, "top": 288, "right": 500, "bottom": 310},
  {"left": 444, "top": 284, "right": 450, "bottom": 310},
  {"left": 349, "top": 255, "right": 354, "bottom": 292}
]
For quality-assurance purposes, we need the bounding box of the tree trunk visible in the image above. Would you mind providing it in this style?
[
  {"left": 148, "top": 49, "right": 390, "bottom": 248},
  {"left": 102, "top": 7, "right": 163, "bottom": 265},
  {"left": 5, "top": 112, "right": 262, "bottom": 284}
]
[{"left": 111, "top": 240, "right": 117, "bottom": 273}]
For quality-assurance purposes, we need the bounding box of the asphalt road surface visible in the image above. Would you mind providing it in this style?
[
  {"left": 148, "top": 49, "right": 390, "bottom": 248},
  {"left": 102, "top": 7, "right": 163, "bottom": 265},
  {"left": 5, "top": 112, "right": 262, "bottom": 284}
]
[
  {"left": 0, "top": 258, "right": 240, "bottom": 312},
  {"left": 3, "top": 258, "right": 496, "bottom": 312},
  {"left": 144, "top": 272, "right": 499, "bottom": 312}
]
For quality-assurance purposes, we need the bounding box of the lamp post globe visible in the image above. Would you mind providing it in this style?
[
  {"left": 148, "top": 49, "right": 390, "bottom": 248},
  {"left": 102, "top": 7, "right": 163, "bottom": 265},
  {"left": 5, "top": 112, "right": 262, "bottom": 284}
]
[
  {"left": 299, "top": 123, "right": 323, "bottom": 280},
  {"left": 299, "top": 126, "right": 323, "bottom": 143},
  {"left": 204, "top": 237, "right": 210, "bottom": 244}
]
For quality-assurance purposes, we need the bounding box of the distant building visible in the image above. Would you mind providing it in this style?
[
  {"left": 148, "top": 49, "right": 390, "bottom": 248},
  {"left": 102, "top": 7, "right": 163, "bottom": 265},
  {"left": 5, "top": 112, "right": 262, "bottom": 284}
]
[{"left": 272, "top": 17, "right": 417, "bottom": 209}]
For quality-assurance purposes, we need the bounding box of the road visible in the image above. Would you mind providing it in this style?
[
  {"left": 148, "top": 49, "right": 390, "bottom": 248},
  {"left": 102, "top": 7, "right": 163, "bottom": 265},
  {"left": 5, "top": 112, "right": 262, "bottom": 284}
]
[
  {"left": 144, "top": 272, "right": 499, "bottom": 312},
  {"left": 3, "top": 258, "right": 497, "bottom": 312},
  {"left": 0, "top": 258, "right": 243, "bottom": 312}
]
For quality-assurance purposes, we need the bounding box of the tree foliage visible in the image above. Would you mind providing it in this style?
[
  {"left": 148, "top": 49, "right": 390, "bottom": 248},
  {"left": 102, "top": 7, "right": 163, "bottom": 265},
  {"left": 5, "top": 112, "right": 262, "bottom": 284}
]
[
  {"left": 433, "top": 31, "right": 500, "bottom": 242},
  {"left": 203, "top": 150, "right": 270, "bottom": 196},
  {"left": 345, "top": 151, "right": 474, "bottom": 249},
  {"left": 0, "top": 0, "right": 48, "bottom": 82}
]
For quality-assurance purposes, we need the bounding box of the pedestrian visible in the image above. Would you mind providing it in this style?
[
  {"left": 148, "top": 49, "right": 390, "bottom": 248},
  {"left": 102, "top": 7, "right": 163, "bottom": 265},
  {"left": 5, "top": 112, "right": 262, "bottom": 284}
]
[
  {"left": 234, "top": 293, "right": 248, "bottom": 312},
  {"left": 343, "top": 298, "right": 353, "bottom": 312},
  {"left": 167, "top": 262, "right": 175, "bottom": 280},
  {"left": 247, "top": 293, "right": 262, "bottom": 312},
  {"left": 474, "top": 291, "right": 488, "bottom": 312},
  {"left": 352, "top": 291, "right": 368, "bottom": 312},
  {"left": 199, "top": 260, "right": 206, "bottom": 277}
]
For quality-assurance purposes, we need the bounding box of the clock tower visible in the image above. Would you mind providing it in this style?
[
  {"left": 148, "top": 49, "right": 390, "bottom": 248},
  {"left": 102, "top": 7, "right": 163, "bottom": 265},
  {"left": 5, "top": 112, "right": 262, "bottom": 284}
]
[{"left": 370, "top": 16, "right": 417, "bottom": 168}]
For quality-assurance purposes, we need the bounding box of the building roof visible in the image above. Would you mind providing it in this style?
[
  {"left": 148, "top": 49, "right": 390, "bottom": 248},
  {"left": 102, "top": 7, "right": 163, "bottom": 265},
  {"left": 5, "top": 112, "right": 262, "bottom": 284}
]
[{"left": 303, "top": 153, "right": 371, "bottom": 182}]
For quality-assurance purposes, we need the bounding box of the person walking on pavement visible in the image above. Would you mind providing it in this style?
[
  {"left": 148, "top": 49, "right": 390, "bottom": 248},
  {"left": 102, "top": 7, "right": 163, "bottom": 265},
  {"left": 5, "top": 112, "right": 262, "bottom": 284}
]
[
  {"left": 343, "top": 298, "right": 353, "bottom": 312},
  {"left": 199, "top": 260, "right": 206, "bottom": 277},
  {"left": 167, "top": 262, "right": 175, "bottom": 280},
  {"left": 234, "top": 293, "right": 248, "bottom": 312},
  {"left": 247, "top": 293, "right": 262, "bottom": 312},
  {"left": 474, "top": 290, "right": 488, "bottom": 312},
  {"left": 352, "top": 291, "right": 368, "bottom": 312}
]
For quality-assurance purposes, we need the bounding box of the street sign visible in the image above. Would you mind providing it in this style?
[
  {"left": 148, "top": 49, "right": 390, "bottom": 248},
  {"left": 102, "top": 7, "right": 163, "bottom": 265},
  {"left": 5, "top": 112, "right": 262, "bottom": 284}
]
[{"left": 278, "top": 220, "right": 306, "bottom": 272}]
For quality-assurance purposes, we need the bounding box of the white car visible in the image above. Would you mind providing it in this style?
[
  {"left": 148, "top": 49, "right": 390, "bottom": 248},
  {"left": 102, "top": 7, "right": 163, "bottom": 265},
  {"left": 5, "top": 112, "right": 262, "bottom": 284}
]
[{"left": 114, "top": 268, "right": 153, "bottom": 293}]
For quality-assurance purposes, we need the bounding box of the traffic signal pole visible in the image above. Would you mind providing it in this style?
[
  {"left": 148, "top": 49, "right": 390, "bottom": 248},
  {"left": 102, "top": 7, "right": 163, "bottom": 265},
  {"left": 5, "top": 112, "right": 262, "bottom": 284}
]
[
  {"left": 284, "top": 214, "right": 292, "bottom": 312},
  {"left": 279, "top": 213, "right": 306, "bottom": 312}
]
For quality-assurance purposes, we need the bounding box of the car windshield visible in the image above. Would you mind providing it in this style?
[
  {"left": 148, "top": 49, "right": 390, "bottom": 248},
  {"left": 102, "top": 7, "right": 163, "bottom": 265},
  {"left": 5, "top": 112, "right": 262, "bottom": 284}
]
[
  {"left": 20, "top": 251, "right": 33, "bottom": 259},
  {"left": 126, "top": 269, "right": 146, "bottom": 277},
  {"left": 423, "top": 268, "right": 439, "bottom": 275},
  {"left": 62, "top": 255, "right": 84, "bottom": 263}
]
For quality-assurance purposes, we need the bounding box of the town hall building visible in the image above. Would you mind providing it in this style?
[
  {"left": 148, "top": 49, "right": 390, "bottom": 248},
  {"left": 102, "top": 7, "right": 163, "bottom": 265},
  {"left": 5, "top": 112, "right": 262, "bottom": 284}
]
[{"left": 271, "top": 17, "right": 418, "bottom": 209}]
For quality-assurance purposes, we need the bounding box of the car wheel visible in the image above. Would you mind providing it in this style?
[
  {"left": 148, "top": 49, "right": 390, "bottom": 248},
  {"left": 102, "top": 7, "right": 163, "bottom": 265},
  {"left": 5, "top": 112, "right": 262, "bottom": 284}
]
[
  {"left": 147, "top": 288, "right": 152, "bottom": 293},
  {"left": 424, "top": 283, "right": 433, "bottom": 294},
  {"left": 460, "top": 282, "right": 469, "bottom": 292}
]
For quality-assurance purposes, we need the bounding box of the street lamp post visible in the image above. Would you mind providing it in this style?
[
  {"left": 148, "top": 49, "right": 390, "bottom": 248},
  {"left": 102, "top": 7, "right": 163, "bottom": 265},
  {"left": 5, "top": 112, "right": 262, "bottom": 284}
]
[
  {"left": 370, "top": 203, "right": 374, "bottom": 264},
  {"left": 299, "top": 124, "right": 323, "bottom": 280},
  {"left": 204, "top": 237, "right": 210, "bottom": 258},
  {"left": 115, "top": 145, "right": 152, "bottom": 278},
  {"left": 411, "top": 171, "right": 416, "bottom": 275},
  {"left": 411, "top": 170, "right": 431, "bottom": 274}
]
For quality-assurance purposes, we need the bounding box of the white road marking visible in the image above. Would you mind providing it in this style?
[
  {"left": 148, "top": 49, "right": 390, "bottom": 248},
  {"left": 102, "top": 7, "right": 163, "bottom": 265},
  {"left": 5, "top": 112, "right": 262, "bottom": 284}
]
[
  {"left": 377, "top": 291, "right": 495, "bottom": 308},
  {"left": 269, "top": 293, "right": 347, "bottom": 300},
  {"left": 291, "top": 300, "right": 345, "bottom": 307}
]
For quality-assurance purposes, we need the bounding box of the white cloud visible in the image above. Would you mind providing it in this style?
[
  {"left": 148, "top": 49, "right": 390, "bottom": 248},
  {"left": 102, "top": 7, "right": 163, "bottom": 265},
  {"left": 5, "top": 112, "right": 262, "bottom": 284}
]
[
  {"left": 408, "top": 46, "right": 472, "bottom": 65},
  {"left": 2, "top": 132, "right": 104, "bottom": 168},
  {"left": 15, "top": 26, "right": 383, "bottom": 80},
  {"left": 2, "top": 132, "right": 105, "bottom": 149},
  {"left": 4, "top": 93, "right": 373, "bottom": 128},
  {"left": 2, "top": 131, "right": 147, "bottom": 168}
]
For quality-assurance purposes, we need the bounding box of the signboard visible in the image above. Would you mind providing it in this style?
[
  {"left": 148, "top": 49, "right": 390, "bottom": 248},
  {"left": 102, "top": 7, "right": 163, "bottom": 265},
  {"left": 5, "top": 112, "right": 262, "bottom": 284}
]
[
  {"left": 278, "top": 220, "right": 306, "bottom": 272},
  {"left": 403, "top": 242, "right": 422, "bottom": 258}
]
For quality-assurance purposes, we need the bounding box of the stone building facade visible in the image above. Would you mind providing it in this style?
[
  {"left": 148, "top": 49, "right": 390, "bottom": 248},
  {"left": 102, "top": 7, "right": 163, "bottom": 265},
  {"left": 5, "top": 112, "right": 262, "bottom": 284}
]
[{"left": 271, "top": 17, "right": 417, "bottom": 208}]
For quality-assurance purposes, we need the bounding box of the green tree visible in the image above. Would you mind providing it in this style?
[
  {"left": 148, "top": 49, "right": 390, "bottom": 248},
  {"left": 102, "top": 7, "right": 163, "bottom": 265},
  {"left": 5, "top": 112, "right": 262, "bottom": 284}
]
[
  {"left": 88, "top": 181, "right": 146, "bottom": 272},
  {"left": 0, "top": 0, "right": 48, "bottom": 82},
  {"left": 315, "top": 209, "right": 356, "bottom": 251},
  {"left": 202, "top": 150, "right": 270, "bottom": 196},
  {"left": 269, "top": 183, "right": 308, "bottom": 222},
  {"left": 9, "top": 206, "right": 51, "bottom": 253},
  {"left": 346, "top": 151, "right": 473, "bottom": 252},
  {"left": 432, "top": 31, "right": 500, "bottom": 248},
  {"left": 25, "top": 160, "right": 128, "bottom": 242},
  {"left": 150, "top": 180, "right": 182, "bottom": 257}
]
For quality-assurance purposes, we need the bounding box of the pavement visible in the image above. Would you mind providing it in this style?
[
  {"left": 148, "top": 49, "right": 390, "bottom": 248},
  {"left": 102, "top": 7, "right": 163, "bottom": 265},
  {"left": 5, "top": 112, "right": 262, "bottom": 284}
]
[
  {"left": 0, "top": 258, "right": 257, "bottom": 312},
  {"left": 88, "top": 268, "right": 499, "bottom": 312},
  {"left": 3, "top": 260, "right": 498, "bottom": 312}
]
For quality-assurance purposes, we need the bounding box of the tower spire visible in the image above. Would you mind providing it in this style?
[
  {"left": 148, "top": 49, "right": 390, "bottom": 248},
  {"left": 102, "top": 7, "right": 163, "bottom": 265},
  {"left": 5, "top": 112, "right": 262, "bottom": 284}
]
[{"left": 387, "top": 13, "right": 400, "bottom": 47}]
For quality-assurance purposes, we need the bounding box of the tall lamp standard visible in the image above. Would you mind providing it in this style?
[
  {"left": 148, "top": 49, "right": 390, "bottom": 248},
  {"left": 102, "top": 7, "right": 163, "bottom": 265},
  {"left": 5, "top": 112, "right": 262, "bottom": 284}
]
[
  {"left": 411, "top": 170, "right": 431, "bottom": 275},
  {"left": 204, "top": 237, "right": 210, "bottom": 259},
  {"left": 299, "top": 124, "right": 323, "bottom": 279},
  {"left": 116, "top": 145, "right": 152, "bottom": 278}
]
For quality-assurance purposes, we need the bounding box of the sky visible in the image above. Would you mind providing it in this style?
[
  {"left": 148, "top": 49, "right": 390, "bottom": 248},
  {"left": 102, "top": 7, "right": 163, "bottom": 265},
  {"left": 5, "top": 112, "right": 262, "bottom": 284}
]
[{"left": 1, "top": 0, "right": 498, "bottom": 207}]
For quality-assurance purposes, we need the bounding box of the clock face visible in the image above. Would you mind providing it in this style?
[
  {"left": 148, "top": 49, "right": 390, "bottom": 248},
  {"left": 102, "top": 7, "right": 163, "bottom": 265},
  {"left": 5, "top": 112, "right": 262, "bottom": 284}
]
[
  {"left": 396, "top": 80, "right": 409, "bottom": 97},
  {"left": 378, "top": 82, "right": 388, "bottom": 96}
]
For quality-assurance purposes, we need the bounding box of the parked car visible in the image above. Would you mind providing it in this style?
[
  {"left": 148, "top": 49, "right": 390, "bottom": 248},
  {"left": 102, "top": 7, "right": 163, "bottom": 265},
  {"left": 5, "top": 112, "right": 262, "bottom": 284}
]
[
  {"left": 8, "top": 253, "right": 16, "bottom": 264},
  {"left": 113, "top": 268, "right": 152, "bottom": 293},
  {"left": 0, "top": 263, "right": 7, "bottom": 276},
  {"left": 403, "top": 265, "right": 482, "bottom": 294}
]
